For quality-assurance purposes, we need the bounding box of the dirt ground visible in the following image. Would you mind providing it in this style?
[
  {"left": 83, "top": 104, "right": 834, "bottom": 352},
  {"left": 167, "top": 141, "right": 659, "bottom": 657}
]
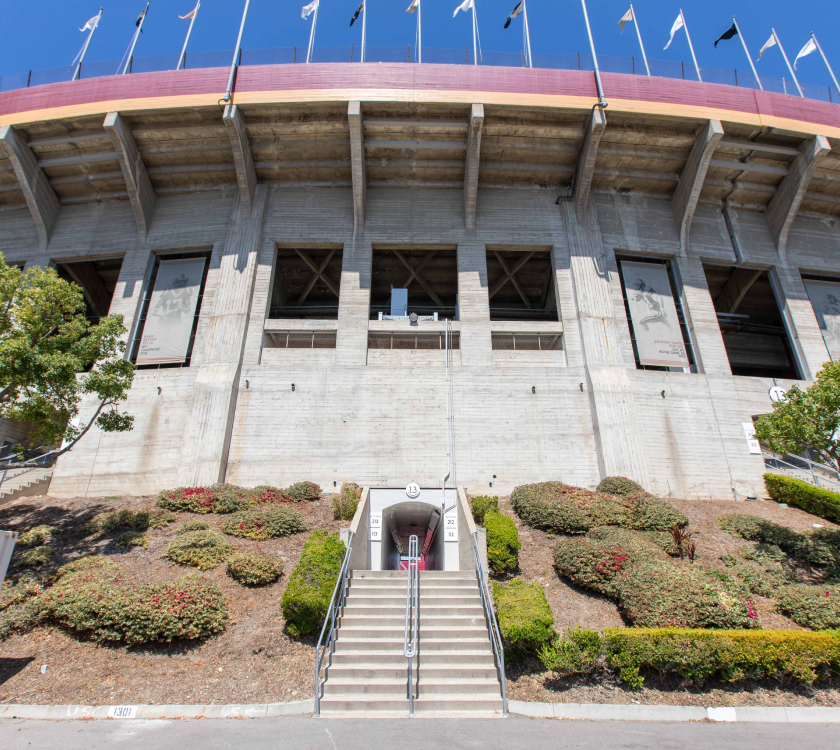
[{"left": 0, "top": 492, "right": 349, "bottom": 706}]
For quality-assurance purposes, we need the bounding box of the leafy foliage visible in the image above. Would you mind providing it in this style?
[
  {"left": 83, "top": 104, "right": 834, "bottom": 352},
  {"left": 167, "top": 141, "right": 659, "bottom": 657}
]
[
  {"left": 331, "top": 482, "right": 361, "bottom": 521},
  {"left": 13, "top": 546, "right": 53, "bottom": 568},
  {"left": 114, "top": 531, "right": 148, "bottom": 549},
  {"left": 285, "top": 481, "right": 321, "bottom": 503},
  {"left": 484, "top": 511, "right": 520, "bottom": 574},
  {"left": 596, "top": 476, "right": 644, "bottom": 497},
  {"left": 539, "top": 628, "right": 603, "bottom": 676},
  {"left": 163, "top": 531, "right": 235, "bottom": 570},
  {"left": 221, "top": 506, "right": 307, "bottom": 541},
  {"left": 17, "top": 525, "right": 56, "bottom": 546},
  {"left": 88, "top": 508, "right": 173, "bottom": 534},
  {"left": 492, "top": 579, "right": 555, "bottom": 657},
  {"left": 176, "top": 520, "right": 210, "bottom": 534},
  {"left": 469, "top": 495, "right": 499, "bottom": 525},
  {"left": 226, "top": 551, "right": 284, "bottom": 586},
  {"left": 0, "top": 577, "right": 44, "bottom": 612},
  {"left": 764, "top": 473, "right": 840, "bottom": 525},
  {"left": 281, "top": 531, "right": 346, "bottom": 638},
  {"left": 156, "top": 484, "right": 294, "bottom": 514},
  {"left": 0, "top": 255, "right": 134, "bottom": 454},
  {"left": 775, "top": 585, "right": 840, "bottom": 630},
  {"left": 754, "top": 361, "right": 840, "bottom": 472}
]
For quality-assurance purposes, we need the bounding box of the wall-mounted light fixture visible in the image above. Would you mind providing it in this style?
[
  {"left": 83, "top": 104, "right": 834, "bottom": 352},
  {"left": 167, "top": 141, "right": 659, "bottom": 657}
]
[
  {"left": 291, "top": 383, "right": 296, "bottom": 392},
  {"left": 245, "top": 380, "right": 249, "bottom": 389},
  {"left": 531, "top": 386, "right": 536, "bottom": 394},
  {"left": 157, "top": 386, "right": 161, "bottom": 395},
  {"left": 661, "top": 390, "right": 666, "bottom": 399},
  {"left": 579, "top": 383, "right": 584, "bottom": 392}
]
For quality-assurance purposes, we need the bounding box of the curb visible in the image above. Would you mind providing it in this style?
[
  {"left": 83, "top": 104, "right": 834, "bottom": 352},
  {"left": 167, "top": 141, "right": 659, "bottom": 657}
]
[{"left": 508, "top": 700, "right": 840, "bottom": 723}]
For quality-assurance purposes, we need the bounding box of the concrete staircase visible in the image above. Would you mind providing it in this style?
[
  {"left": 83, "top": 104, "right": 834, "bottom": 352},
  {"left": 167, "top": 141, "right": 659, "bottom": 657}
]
[
  {"left": 0, "top": 468, "right": 53, "bottom": 507},
  {"left": 319, "top": 570, "right": 504, "bottom": 716}
]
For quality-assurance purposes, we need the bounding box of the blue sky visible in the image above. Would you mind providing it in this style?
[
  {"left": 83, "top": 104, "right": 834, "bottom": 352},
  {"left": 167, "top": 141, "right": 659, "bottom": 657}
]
[{"left": 0, "top": 0, "right": 838, "bottom": 90}]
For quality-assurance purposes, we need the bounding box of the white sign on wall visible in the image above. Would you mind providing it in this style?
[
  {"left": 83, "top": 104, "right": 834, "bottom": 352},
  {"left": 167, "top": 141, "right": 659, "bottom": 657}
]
[
  {"left": 405, "top": 483, "right": 420, "bottom": 498},
  {"left": 369, "top": 512, "right": 382, "bottom": 541},
  {"left": 444, "top": 511, "right": 458, "bottom": 542},
  {"left": 804, "top": 280, "right": 840, "bottom": 362},
  {"left": 742, "top": 422, "right": 762, "bottom": 455},
  {"left": 620, "top": 260, "right": 690, "bottom": 368},
  {"left": 137, "top": 258, "right": 206, "bottom": 365}
]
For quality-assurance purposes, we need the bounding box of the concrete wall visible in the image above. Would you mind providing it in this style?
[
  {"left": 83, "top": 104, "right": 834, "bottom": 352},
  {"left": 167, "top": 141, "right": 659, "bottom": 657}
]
[{"left": 2, "top": 181, "right": 836, "bottom": 500}]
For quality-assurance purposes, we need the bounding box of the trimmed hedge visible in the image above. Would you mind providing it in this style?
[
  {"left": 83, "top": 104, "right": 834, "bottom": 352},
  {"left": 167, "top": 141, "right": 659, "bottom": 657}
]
[
  {"left": 163, "top": 531, "right": 235, "bottom": 570},
  {"left": 226, "top": 551, "right": 283, "bottom": 586},
  {"left": 484, "top": 511, "right": 520, "bottom": 574},
  {"left": 281, "top": 531, "right": 346, "bottom": 638},
  {"left": 221, "top": 506, "right": 307, "bottom": 541},
  {"left": 775, "top": 585, "right": 840, "bottom": 629},
  {"left": 764, "top": 473, "right": 840, "bottom": 525},
  {"left": 470, "top": 495, "right": 499, "bottom": 525},
  {"left": 492, "top": 579, "right": 555, "bottom": 657},
  {"left": 596, "top": 477, "right": 644, "bottom": 497},
  {"left": 538, "top": 627, "right": 602, "bottom": 676},
  {"left": 603, "top": 628, "right": 840, "bottom": 688}
]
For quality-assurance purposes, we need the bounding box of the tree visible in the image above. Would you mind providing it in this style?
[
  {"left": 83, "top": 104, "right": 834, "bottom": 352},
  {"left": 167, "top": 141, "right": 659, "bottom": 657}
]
[
  {"left": 0, "top": 255, "right": 135, "bottom": 463},
  {"left": 754, "top": 361, "right": 840, "bottom": 473}
]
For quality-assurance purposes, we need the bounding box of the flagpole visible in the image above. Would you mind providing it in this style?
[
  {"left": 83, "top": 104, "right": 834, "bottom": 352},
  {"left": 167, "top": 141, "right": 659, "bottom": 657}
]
[
  {"left": 418, "top": 1, "right": 422, "bottom": 63},
  {"left": 123, "top": 0, "right": 151, "bottom": 75},
  {"left": 774, "top": 28, "right": 804, "bottom": 97},
  {"left": 306, "top": 1, "right": 319, "bottom": 63},
  {"left": 223, "top": 0, "right": 251, "bottom": 103},
  {"left": 628, "top": 3, "right": 649, "bottom": 77},
  {"left": 811, "top": 32, "right": 840, "bottom": 94},
  {"left": 73, "top": 9, "right": 102, "bottom": 81},
  {"left": 680, "top": 9, "right": 701, "bottom": 82},
  {"left": 361, "top": 2, "right": 366, "bottom": 63},
  {"left": 732, "top": 16, "right": 762, "bottom": 90},
  {"left": 177, "top": 1, "right": 200, "bottom": 71},
  {"left": 471, "top": 3, "right": 478, "bottom": 65},
  {"left": 580, "top": 0, "right": 606, "bottom": 107},
  {"left": 522, "top": 0, "right": 532, "bottom": 68}
]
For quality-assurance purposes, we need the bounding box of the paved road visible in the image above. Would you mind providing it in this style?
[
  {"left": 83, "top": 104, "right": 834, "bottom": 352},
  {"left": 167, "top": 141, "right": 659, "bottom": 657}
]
[{"left": 2, "top": 715, "right": 838, "bottom": 749}]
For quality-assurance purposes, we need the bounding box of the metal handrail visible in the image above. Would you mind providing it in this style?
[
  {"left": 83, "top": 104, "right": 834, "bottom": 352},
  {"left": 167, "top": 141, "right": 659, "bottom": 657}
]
[
  {"left": 314, "top": 530, "right": 354, "bottom": 716},
  {"left": 403, "top": 534, "right": 419, "bottom": 716},
  {"left": 763, "top": 451, "right": 840, "bottom": 490},
  {"left": 472, "top": 530, "right": 508, "bottom": 716}
]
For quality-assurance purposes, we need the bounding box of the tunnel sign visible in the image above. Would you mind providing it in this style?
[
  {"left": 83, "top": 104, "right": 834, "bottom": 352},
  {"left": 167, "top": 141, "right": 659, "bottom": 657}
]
[
  {"left": 405, "top": 483, "right": 420, "bottom": 498},
  {"left": 444, "top": 511, "right": 458, "bottom": 541},
  {"left": 369, "top": 512, "right": 382, "bottom": 540}
]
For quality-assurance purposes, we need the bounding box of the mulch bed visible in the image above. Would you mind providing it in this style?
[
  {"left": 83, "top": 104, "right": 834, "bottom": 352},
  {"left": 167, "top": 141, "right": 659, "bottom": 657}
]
[{"left": 0, "top": 492, "right": 348, "bottom": 706}]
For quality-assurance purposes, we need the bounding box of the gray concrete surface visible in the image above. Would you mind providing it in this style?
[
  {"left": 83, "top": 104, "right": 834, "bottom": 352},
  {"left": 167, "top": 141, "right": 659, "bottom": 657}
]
[{"left": 2, "top": 714, "right": 839, "bottom": 749}]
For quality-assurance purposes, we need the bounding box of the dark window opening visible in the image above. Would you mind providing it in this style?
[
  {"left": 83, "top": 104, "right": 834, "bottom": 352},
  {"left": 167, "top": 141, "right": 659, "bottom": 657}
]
[
  {"left": 486, "top": 248, "right": 558, "bottom": 322},
  {"left": 270, "top": 247, "right": 343, "bottom": 320},
  {"left": 617, "top": 255, "right": 698, "bottom": 373},
  {"left": 129, "top": 250, "right": 211, "bottom": 370},
  {"left": 370, "top": 246, "right": 458, "bottom": 320},
  {"left": 703, "top": 264, "right": 801, "bottom": 380},
  {"left": 55, "top": 257, "right": 123, "bottom": 325}
]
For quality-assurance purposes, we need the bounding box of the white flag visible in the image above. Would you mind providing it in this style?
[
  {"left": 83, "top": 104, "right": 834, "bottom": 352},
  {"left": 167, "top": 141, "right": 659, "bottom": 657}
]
[
  {"left": 794, "top": 38, "right": 818, "bottom": 69},
  {"left": 618, "top": 8, "right": 634, "bottom": 33},
  {"left": 453, "top": 0, "right": 474, "bottom": 18},
  {"left": 301, "top": 0, "right": 318, "bottom": 19},
  {"left": 757, "top": 32, "right": 777, "bottom": 62},
  {"left": 80, "top": 13, "right": 100, "bottom": 32},
  {"left": 663, "top": 13, "right": 684, "bottom": 50},
  {"left": 179, "top": 4, "right": 199, "bottom": 21},
  {"left": 406, "top": 0, "right": 420, "bottom": 12}
]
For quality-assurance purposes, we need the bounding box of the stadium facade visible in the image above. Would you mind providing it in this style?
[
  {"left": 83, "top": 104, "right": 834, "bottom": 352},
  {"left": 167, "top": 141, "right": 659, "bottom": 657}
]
[{"left": 0, "top": 63, "right": 838, "bottom": 500}]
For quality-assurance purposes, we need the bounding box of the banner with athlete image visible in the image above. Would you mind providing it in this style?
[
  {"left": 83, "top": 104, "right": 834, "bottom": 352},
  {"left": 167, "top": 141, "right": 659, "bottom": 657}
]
[
  {"left": 620, "top": 260, "right": 689, "bottom": 367},
  {"left": 804, "top": 279, "right": 840, "bottom": 362},
  {"left": 136, "top": 258, "right": 206, "bottom": 365}
]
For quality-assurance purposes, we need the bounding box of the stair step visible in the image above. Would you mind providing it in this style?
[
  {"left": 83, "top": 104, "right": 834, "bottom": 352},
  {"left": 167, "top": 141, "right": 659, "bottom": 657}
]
[
  {"left": 343, "top": 605, "right": 485, "bottom": 616},
  {"left": 329, "top": 652, "right": 496, "bottom": 666},
  {"left": 319, "top": 695, "right": 503, "bottom": 715},
  {"left": 326, "top": 665, "right": 499, "bottom": 680},
  {"left": 334, "top": 638, "right": 493, "bottom": 652},
  {"left": 323, "top": 677, "right": 501, "bottom": 696}
]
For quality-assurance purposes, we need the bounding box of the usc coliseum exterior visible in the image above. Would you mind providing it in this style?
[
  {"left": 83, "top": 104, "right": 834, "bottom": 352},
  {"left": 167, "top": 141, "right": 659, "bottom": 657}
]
[{"left": 0, "top": 62, "right": 838, "bottom": 500}]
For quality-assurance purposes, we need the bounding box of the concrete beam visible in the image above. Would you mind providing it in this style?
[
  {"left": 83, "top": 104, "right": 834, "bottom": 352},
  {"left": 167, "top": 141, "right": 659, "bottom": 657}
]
[
  {"left": 103, "top": 112, "right": 156, "bottom": 238},
  {"left": 766, "top": 135, "right": 831, "bottom": 253},
  {"left": 222, "top": 104, "right": 257, "bottom": 217},
  {"left": 348, "top": 100, "right": 366, "bottom": 232},
  {"left": 0, "top": 124, "right": 60, "bottom": 249},
  {"left": 672, "top": 119, "right": 724, "bottom": 252},
  {"left": 714, "top": 267, "right": 763, "bottom": 314},
  {"left": 572, "top": 107, "right": 606, "bottom": 215},
  {"left": 463, "top": 103, "right": 484, "bottom": 230}
]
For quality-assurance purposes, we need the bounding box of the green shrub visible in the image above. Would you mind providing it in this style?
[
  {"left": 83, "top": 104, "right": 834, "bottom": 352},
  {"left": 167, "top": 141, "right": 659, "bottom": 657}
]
[
  {"left": 88, "top": 509, "right": 173, "bottom": 534},
  {"left": 597, "top": 476, "right": 644, "bottom": 497},
  {"left": 221, "top": 506, "right": 307, "bottom": 541},
  {"left": 510, "top": 482, "right": 591, "bottom": 534},
  {"left": 0, "top": 578, "right": 43, "bottom": 612},
  {"left": 492, "top": 579, "right": 555, "bottom": 657},
  {"left": 616, "top": 560, "right": 759, "bottom": 629},
  {"left": 17, "top": 525, "right": 57, "bottom": 547},
  {"left": 115, "top": 531, "right": 148, "bottom": 549},
  {"left": 727, "top": 562, "right": 796, "bottom": 598},
  {"left": 176, "top": 520, "right": 210, "bottom": 534},
  {"left": 332, "top": 482, "right": 361, "bottom": 521},
  {"left": 157, "top": 484, "right": 286, "bottom": 514},
  {"left": 470, "top": 495, "right": 499, "bottom": 525},
  {"left": 163, "top": 531, "right": 234, "bottom": 570},
  {"left": 227, "top": 551, "right": 284, "bottom": 586},
  {"left": 740, "top": 543, "right": 785, "bottom": 565},
  {"left": 484, "top": 511, "right": 520, "bottom": 574},
  {"left": 207, "top": 484, "right": 262, "bottom": 514},
  {"left": 281, "top": 531, "right": 346, "bottom": 637},
  {"left": 0, "top": 598, "right": 45, "bottom": 641},
  {"left": 538, "top": 628, "right": 602, "bottom": 676},
  {"left": 775, "top": 585, "right": 840, "bottom": 630},
  {"left": 285, "top": 481, "right": 321, "bottom": 503},
  {"left": 604, "top": 628, "right": 840, "bottom": 688},
  {"left": 764, "top": 473, "right": 840, "bottom": 525},
  {"left": 13, "top": 546, "right": 53, "bottom": 568}
]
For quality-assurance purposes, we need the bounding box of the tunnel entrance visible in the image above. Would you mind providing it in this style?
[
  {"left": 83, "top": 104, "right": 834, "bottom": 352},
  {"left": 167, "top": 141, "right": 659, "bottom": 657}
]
[{"left": 381, "top": 501, "right": 443, "bottom": 571}]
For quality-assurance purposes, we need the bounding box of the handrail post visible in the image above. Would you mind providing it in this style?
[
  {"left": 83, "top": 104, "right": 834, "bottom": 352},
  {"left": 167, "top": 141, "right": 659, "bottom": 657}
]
[{"left": 404, "top": 534, "right": 419, "bottom": 716}]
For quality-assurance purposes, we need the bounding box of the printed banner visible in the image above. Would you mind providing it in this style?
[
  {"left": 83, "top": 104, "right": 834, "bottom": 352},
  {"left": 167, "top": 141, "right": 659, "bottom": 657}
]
[
  {"left": 804, "top": 280, "right": 840, "bottom": 362},
  {"left": 620, "top": 260, "right": 690, "bottom": 367},
  {"left": 136, "top": 258, "right": 206, "bottom": 365}
]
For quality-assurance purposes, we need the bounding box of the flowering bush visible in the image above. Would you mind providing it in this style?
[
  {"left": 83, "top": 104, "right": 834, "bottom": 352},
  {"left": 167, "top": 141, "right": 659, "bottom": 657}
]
[
  {"left": 115, "top": 531, "right": 148, "bottom": 549},
  {"left": 485, "top": 511, "right": 520, "bottom": 574},
  {"left": 157, "top": 486, "right": 217, "bottom": 513},
  {"left": 17, "top": 525, "right": 57, "bottom": 547},
  {"left": 596, "top": 476, "right": 644, "bottom": 497},
  {"left": 163, "top": 531, "right": 235, "bottom": 570},
  {"left": 221, "top": 507, "right": 307, "bottom": 541},
  {"left": 176, "top": 520, "right": 210, "bottom": 534},
  {"left": 332, "top": 482, "right": 361, "bottom": 521},
  {"left": 492, "top": 580, "right": 555, "bottom": 658},
  {"left": 226, "top": 551, "right": 284, "bottom": 586},
  {"left": 0, "top": 577, "right": 43, "bottom": 612},
  {"left": 285, "top": 482, "right": 321, "bottom": 503},
  {"left": 157, "top": 484, "right": 297, "bottom": 514},
  {"left": 88, "top": 509, "right": 173, "bottom": 534},
  {"left": 775, "top": 585, "right": 840, "bottom": 629}
]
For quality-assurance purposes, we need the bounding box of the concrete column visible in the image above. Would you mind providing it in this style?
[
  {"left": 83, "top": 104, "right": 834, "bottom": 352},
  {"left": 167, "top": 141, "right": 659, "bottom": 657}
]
[
  {"left": 335, "top": 232, "right": 371, "bottom": 366},
  {"left": 773, "top": 266, "right": 830, "bottom": 380},
  {"left": 176, "top": 185, "right": 269, "bottom": 486},
  {"left": 456, "top": 239, "right": 492, "bottom": 367}
]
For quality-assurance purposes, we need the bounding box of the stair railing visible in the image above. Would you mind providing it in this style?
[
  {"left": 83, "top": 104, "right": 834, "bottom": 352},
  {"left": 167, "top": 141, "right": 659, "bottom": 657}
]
[
  {"left": 472, "top": 530, "right": 508, "bottom": 716},
  {"left": 314, "top": 530, "right": 354, "bottom": 716},
  {"left": 403, "top": 534, "right": 419, "bottom": 716}
]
